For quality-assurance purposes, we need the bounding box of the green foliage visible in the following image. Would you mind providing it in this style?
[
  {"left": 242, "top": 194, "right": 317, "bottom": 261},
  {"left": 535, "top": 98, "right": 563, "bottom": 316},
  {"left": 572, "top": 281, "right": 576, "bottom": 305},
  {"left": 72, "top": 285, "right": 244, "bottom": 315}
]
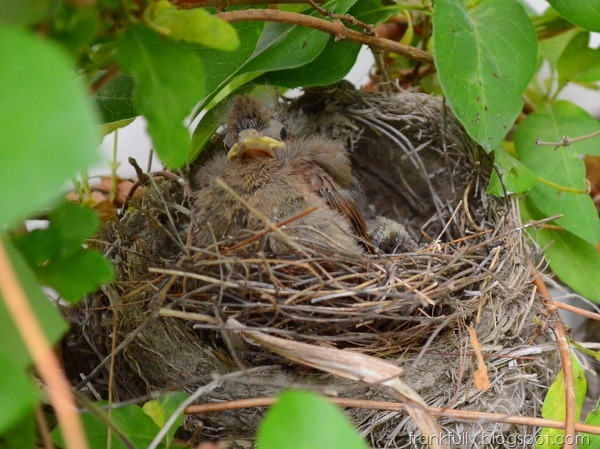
[
  {"left": 515, "top": 102, "right": 600, "bottom": 244},
  {"left": 487, "top": 143, "right": 537, "bottom": 195},
  {"left": 0, "top": 27, "right": 100, "bottom": 228},
  {"left": 117, "top": 25, "right": 206, "bottom": 168},
  {"left": 0, "top": 239, "right": 68, "bottom": 433},
  {"left": 52, "top": 392, "right": 187, "bottom": 449},
  {"left": 558, "top": 32, "right": 600, "bottom": 89},
  {"left": 12, "top": 201, "right": 115, "bottom": 302},
  {"left": 142, "top": 391, "right": 188, "bottom": 448},
  {"left": 146, "top": 0, "right": 240, "bottom": 50},
  {"left": 583, "top": 400, "right": 600, "bottom": 447},
  {"left": 547, "top": 0, "right": 600, "bottom": 32},
  {"left": 257, "top": 390, "right": 368, "bottom": 449},
  {"left": 189, "top": 0, "right": 363, "bottom": 160},
  {"left": 96, "top": 74, "right": 137, "bottom": 124},
  {"left": 433, "top": 0, "right": 537, "bottom": 152},
  {"left": 0, "top": 411, "right": 37, "bottom": 449},
  {"left": 521, "top": 200, "right": 600, "bottom": 302},
  {"left": 536, "top": 356, "right": 587, "bottom": 448}
]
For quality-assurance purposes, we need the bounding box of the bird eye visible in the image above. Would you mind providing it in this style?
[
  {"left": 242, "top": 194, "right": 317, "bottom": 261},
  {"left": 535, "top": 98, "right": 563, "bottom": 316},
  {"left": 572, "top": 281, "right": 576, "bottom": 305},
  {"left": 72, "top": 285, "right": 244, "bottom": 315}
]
[{"left": 280, "top": 126, "right": 288, "bottom": 141}]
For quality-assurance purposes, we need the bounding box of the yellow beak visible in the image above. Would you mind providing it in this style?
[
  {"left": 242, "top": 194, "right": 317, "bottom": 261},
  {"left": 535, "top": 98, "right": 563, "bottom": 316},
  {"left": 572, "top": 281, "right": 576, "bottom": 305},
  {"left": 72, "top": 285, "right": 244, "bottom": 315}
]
[{"left": 227, "top": 136, "right": 286, "bottom": 161}]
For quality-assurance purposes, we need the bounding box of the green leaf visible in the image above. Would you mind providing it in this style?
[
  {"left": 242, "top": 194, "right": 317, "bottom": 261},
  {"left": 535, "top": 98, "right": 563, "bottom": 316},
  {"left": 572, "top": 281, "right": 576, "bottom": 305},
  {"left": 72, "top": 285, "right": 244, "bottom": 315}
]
[
  {"left": 433, "top": 0, "right": 537, "bottom": 152},
  {"left": 14, "top": 201, "right": 99, "bottom": 263},
  {"left": 196, "top": 0, "right": 356, "bottom": 110},
  {"left": 538, "top": 27, "right": 579, "bottom": 71},
  {"left": 95, "top": 73, "right": 137, "bottom": 124},
  {"left": 52, "top": 401, "right": 160, "bottom": 449},
  {"left": 52, "top": 4, "right": 100, "bottom": 58},
  {"left": 118, "top": 25, "right": 206, "bottom": 168},
  {"left": 521, "top": 199, "right": 600, "bottom": 303},
  {"left": 0, "top": 27, "right": 100, "bottom": 227},
  {"left": 51, "top": 201, "right": 101, "bottom": 256},
  {"left": 547, "top": 0, "right": 600, "bottom": 32},
  {"left": 12, "top": 201, "right": 115, "bottom": 303},
  {"left": 0, "top": 410, "right": 37, "bottom": 449},
  {"left": 195, "top": 21, "right": 265, "bottom": 103},
  {"left": 535, "top": 355, "right": 586, "bottom": 448},
  {"left": 0, "top": 353, "right": 38, "bottom": 435},
  {"left": 0, "top": 238, "right": 68, "bottom": 370},
  {"left": 39, "top": 251, "right": 114, "bottom": 302},
  {"left": 515, "top": 101, "right": 600, "bottom": 245},
  {"left": 0, "top": 238, "right": 68, "bottom": 434},
  {"left": 260, "top": 38, "right": 361, "bottom": 88},
  {"left": 148, "top": 1, "right": 239, "bottom": 51},
  {"left": 348, "top": 0, "right": 404, "bottom": 25},
  {"left": 242, "top": 0, "right": 357, "bottom": 74},
  {"left": 101, "top": 118, "right": 136, "bottom": 137},
  {"left": 257, "top": 390, "right": 368, "bottom": 449},
  {"left": 488, "top": 144, "right": 537, "bottom": 196},
  {"left": 142, "top": 391, "right": 188, "bottom": 446},
  {"left": 0, "top": 0, "right": 56, "bottom": 26},
  {"left": 558, "top": 32, "right": 600, "bottom": 89},
  {"left": 242, "top": 23, "right": 329, "bottom": 75},
  {"left": 583, "top": 401, "right": 600, "bottom": 447}
]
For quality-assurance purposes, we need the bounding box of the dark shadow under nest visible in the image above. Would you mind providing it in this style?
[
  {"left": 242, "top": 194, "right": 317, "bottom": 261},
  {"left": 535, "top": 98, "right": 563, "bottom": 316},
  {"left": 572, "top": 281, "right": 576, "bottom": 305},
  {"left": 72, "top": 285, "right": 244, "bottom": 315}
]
[{"left": 64, "top": 84, "right": 560, "bottom": 448}]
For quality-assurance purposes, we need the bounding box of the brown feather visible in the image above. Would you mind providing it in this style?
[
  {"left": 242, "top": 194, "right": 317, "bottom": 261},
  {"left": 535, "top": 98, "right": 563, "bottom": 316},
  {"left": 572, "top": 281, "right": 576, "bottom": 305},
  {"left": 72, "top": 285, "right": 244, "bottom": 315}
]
[{"left": 302, "top": 163, "right": 374, "bottom": 253}]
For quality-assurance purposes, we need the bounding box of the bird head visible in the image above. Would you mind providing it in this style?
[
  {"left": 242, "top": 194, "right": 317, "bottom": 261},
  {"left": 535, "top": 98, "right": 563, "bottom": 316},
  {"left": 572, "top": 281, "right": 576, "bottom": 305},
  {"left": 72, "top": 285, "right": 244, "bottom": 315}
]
[{"left": 224, "top": 95, "right": 289, "bottom": 161}]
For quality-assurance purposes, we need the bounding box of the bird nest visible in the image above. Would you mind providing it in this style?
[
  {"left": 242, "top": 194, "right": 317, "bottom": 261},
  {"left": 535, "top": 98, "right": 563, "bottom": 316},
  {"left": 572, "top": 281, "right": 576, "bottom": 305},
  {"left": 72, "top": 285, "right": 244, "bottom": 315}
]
[{"left": 64, "top": 84, "right": 557, "bottom": 448}]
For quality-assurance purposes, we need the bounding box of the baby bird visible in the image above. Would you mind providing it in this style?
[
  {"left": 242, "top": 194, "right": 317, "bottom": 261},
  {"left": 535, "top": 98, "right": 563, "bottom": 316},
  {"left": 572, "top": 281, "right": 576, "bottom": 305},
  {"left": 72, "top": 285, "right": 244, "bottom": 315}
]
[{"left": 192, "top": 95, "right": 372, "bottom": 254}]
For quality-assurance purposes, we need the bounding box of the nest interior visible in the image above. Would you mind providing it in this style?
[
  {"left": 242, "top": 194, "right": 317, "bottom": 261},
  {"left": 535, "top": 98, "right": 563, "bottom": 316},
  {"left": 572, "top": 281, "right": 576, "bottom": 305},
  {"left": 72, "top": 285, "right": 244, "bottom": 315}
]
[{"left": 64, "top": 84, "right": 558, "bottom": 447}]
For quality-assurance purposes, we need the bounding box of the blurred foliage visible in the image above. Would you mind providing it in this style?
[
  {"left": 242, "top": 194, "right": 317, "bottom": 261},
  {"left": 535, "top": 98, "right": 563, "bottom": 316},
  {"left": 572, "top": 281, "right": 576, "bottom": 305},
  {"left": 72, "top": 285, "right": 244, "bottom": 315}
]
[{"left": 1, "top": 0, "right": 600, "bottom": 447}]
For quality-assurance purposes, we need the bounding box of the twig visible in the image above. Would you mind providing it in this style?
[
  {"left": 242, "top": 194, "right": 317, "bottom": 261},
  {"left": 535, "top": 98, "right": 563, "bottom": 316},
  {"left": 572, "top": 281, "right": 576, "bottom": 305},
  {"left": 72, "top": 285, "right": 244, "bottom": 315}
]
[
  {"left": 173, "top": 0, "right": 322, "bottom": 6},
  {"left": 147, "top": 369, "right": 267, "bottom": 449},
  {"left": 467, "top": 324, "right": 490, "bottom": 391},
  {"left": 536, "top": 129, "right": 600, "bottom": 147},
  {"left": 532, "top": 268, "right": 576, "bottom": 448},
  {"left": 90, "top": 65, "right": 120, "bottom": 94},
  {"left": 215, "top": 9, "right": 433, "bottom": 63},
  {"left": 35, "top": 404, "right": 55, "bottom": 449},
  {"left": 0, "top": 238, "right": 89, "bottom": 449},
  {"left": 553, "top": 301, "right": 600, "bottom": 321},
  {"left": 214, "top": 177, "right": 309, "bottom": 255},
  {"left": 306, "top": 0, "right": 374, "bottom": 34},
  {"left": 222, "top": 206, "right": 319, "bottom": 253},
  {"left": 184, "top": 396, "right": 600, "bottom": 435}
]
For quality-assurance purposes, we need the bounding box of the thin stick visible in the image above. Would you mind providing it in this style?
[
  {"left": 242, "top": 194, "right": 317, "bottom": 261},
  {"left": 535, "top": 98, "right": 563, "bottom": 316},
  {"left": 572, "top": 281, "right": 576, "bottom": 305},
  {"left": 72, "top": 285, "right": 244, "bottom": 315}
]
[
  {"left": 173, "top": 0, "right": 323, "bottom": 6},
  {"left": 214, "top": 177, "right": 308, "bottom": 254},
  {"left": 216, "top": 9, "right": 432, "bottom": 63},
  {"left": 306, "top": 0, "right": 373, "bottom": 34},
  {"left": 0, "top": 238, "right": 89, "bottom": 449},
  {"left": 223, "top": 206, "right": 319, "bottom": 253},
  {"left": 553, "top": 301, "right": 600, "bottom": 321},
  {"left": 185, "top": 396, "right": 600, "bottom": 435},
  {"left": 536, "top": 130, "right": 600, "bottom": 147}
]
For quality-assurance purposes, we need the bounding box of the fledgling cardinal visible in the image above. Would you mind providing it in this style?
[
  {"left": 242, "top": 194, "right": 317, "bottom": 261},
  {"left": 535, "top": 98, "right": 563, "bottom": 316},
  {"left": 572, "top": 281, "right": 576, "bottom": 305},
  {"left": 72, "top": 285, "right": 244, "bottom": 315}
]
[{"left": 192, "top": 95, "right": 373, "bottom": 254}]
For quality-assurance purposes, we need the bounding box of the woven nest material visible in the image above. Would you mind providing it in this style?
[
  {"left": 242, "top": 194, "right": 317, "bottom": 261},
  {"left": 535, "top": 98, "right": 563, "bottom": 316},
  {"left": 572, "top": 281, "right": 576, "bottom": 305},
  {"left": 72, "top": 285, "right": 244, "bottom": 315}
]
[{"left": 64, "top": 84, "right": 558, "bottom": 448}]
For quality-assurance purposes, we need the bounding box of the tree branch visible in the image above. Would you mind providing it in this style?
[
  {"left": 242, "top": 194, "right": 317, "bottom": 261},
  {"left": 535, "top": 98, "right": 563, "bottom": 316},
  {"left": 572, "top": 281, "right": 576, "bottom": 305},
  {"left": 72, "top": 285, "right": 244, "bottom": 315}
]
[
  {"left": 215, "top": 9, "right": 433, "bottom": 63},
  {"left": 173, "top": 0, "right": 322, "bottom": 6}
]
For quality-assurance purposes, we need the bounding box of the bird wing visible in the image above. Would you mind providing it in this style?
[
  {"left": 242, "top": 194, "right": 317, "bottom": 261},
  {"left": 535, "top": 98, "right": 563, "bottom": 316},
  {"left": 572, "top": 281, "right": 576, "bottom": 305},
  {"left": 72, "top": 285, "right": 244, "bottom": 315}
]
[{"left": 304, "top": 166, "right": 374, "bottom": 253}]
